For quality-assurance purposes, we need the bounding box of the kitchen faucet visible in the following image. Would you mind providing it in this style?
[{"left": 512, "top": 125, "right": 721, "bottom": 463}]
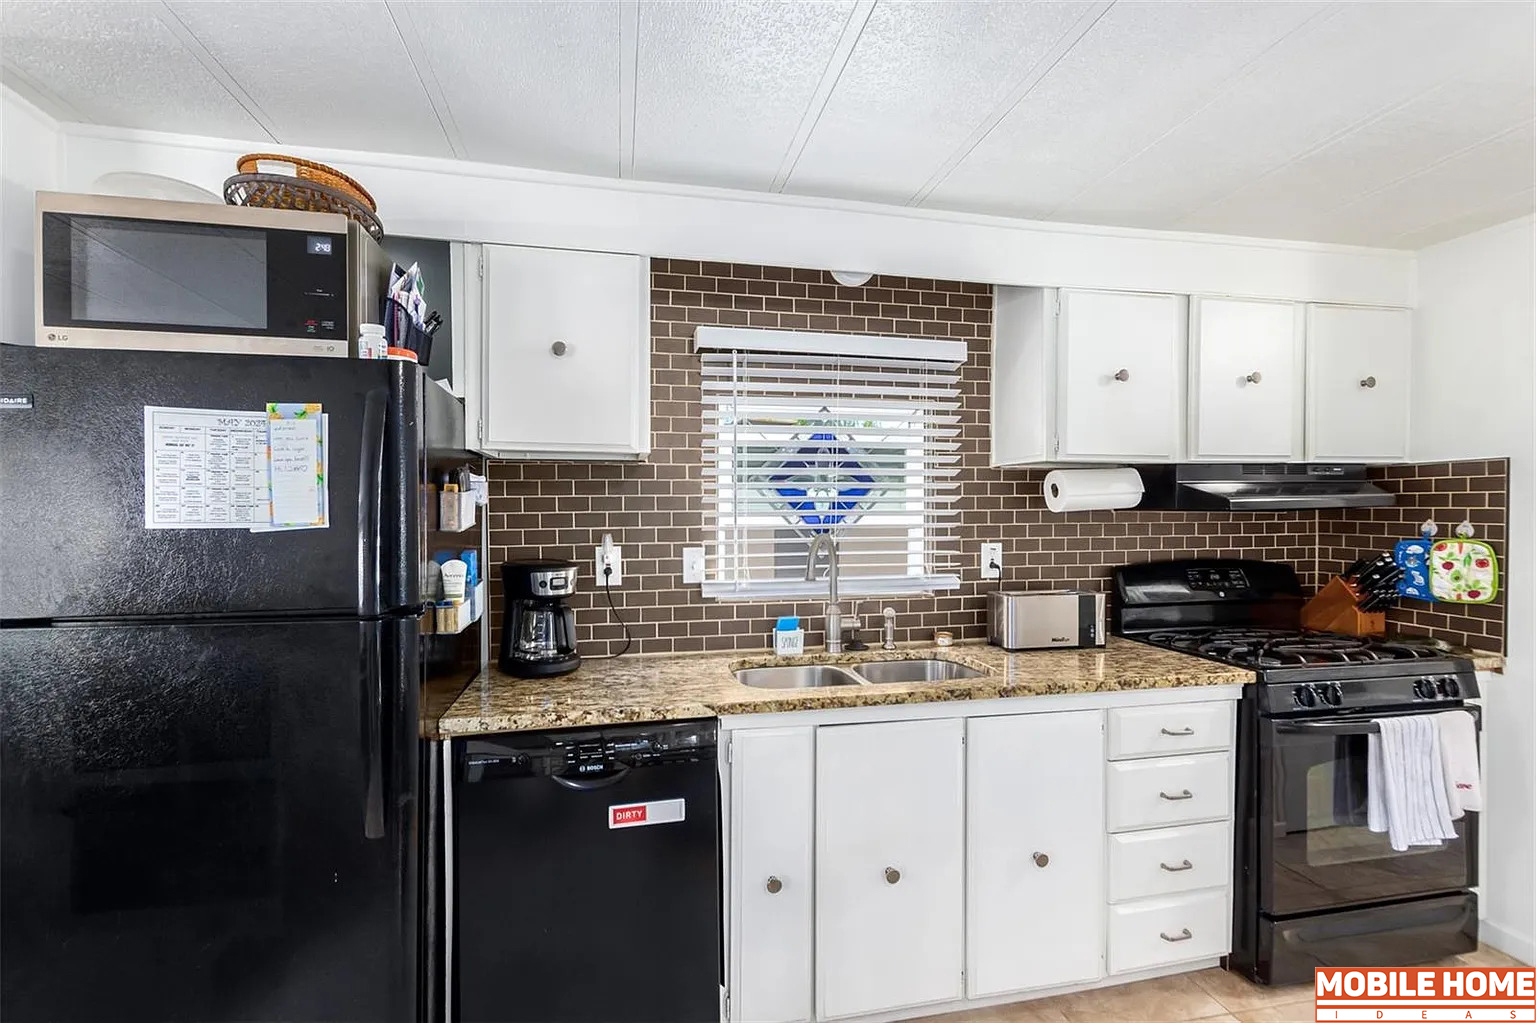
[{"left": 804, "top": 533, "right": 843, "bottom": 654}]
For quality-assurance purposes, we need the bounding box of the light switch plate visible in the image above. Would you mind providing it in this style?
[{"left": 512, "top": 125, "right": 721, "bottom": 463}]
[
  {"left": 682, "top": 547, "right": 705, "bottom": 585},
  {"left": 594, "top": 544, "right": 623, "bottom": 587},
  {"left": 980, "top": 542, "right": 1003, "bottom": 580}
]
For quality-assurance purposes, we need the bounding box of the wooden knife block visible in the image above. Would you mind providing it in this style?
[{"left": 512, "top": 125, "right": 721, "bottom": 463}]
[{"left": 1301, "top": 577, "right": 1386, "bottom": 636}]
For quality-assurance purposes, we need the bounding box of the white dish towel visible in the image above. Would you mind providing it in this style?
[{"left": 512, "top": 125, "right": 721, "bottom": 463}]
[
  {"left": 1367, "top": 715, "right": 1457, "bottom": 852},
  {"left": 1435, "top": 710, "right": 1482, "bottom": 816}
]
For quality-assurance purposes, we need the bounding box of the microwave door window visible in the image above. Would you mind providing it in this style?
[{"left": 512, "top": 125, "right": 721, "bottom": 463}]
[{"left": 70, "top": 217, "right": 269, "bottom": 330}]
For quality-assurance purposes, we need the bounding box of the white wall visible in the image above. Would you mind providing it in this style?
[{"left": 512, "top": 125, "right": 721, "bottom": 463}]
[
  {"left": 56, "top": 120, "right": 1414, "bottom": 307},
  {"left": 0, "top": 88, "right": 61, "bottom": 344},
  {"left": 1411, "top": 215, "right": 1536, "bottom": 963}
]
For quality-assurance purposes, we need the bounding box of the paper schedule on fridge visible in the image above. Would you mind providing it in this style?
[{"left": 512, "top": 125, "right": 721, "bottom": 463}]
[
  {"left": 264, "top": 403, "right": 328, "bottom": 528},
  {"left": 143, "top": 406, "right": 269, "bottom": 528}
]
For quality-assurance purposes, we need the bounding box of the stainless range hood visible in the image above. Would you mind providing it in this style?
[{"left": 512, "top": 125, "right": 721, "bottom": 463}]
[{"left": 1136, "top": 463, "right": 1395, "bottom": 511}]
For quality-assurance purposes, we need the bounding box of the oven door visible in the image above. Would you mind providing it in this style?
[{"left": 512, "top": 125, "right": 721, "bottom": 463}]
[{"left": 1259, "top": 707, "right": 1478, "bottom": 917}]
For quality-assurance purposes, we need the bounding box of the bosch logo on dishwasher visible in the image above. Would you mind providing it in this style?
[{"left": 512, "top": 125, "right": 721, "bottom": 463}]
[{"left": 609, "top": 799, "right": 686, "bottom": 829}]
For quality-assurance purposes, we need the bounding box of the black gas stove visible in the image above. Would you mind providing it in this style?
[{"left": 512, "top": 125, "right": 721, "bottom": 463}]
[{"left": 1112, "top": 559, "right": 1481, "bottom": 985}]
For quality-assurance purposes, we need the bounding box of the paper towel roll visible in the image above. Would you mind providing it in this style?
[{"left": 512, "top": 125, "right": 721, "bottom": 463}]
[{"left": 1043, "top": 467, "right": 1144, "bottom": 513}]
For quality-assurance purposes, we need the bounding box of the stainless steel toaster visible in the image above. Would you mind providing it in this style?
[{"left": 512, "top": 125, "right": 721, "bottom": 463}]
[{"left": 987, "top": 590, "right": 1107, "bottom": 650}]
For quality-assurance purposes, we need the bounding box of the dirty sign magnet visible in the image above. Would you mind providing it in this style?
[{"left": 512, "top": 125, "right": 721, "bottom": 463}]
[{"left": 609, "top": 799, "right": 686, "bottom": 829}]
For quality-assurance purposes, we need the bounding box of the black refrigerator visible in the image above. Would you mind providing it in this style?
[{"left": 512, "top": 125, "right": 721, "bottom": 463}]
[{"left": 0, "top": 344, "right": 470, "bottom": 1022}]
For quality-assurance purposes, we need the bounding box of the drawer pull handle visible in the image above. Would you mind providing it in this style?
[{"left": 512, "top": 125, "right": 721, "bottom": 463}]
[
  {"left": 1159, "top": 789, "right": 1194, "bottom": 801},
  {"left": 884, "top": 866, "right": 901, "bottom": 885},
  {"left": 1160, "top": 928, "right": 1194, "bottom": 943},
  {"left": 765, "top": 876, "right": 782, "bottom": 894},
  {"left": 1160, "top": 859, "right": 1194, "bottom": 872},
  {"left": 1032, "top": 851, "right": 1049, "bottom": 868},
  {"left": 1160, "top": 727, "right": 1195, "bottom": 736}
]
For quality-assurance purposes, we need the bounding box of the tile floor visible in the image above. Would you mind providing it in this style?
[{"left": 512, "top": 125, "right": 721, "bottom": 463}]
[{"left": 913, "top": 945, "right": 1528, "bottom": 1023}]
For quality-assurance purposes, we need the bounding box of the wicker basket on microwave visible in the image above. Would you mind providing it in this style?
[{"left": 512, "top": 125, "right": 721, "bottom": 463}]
[{"left": 235, "top": 153, "right": 377, "bottom": 211}]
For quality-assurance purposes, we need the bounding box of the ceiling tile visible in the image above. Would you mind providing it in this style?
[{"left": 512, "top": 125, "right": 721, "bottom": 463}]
[
  {"left": 631, "top": 0, "right": 854, "bottom": 191},
  {"left": 783, "top": 0, "right": 1096, "bottom": 205},
  {"left": 0, "top": 0, "right": 267, "bottom": 138},
  {"left": 1388, "top": 188, "right": 1535, "bottom": 250},
  {"left": 1316, "top": 124, "right": 1536, "bottom": 247},
  {"left": 398, "top": 0, "right": 618, "bottom": 175},
  {"left": 1052, "top": 1, "right": 1530, "bottom": 231},
  {"left": 921, "top": 0, "right": 1329, "bottom": 218},
  {"left": 162, "top": 0, "right": 452, "bottom": 157}
]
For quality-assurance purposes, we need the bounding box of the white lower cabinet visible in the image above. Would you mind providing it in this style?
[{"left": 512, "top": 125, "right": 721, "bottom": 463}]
[
  {"left": 816, "top": 719, "right": 965, "bottom": 1020},
  {"left": 966, "top": 711, "right": 1105, "bottom": 999},
  {"left": 729, "top": 728, "right": 815, "bottom": 1023},
  {"left": 725, "top": 691, "right": 1239, "bottom": 1022}
]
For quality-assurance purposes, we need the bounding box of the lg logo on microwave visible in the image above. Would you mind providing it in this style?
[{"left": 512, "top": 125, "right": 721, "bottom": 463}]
[{"left": 46, "top": 332, "right": 67, "bottom": 342}]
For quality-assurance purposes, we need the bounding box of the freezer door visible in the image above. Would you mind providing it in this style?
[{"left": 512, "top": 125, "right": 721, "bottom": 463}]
[
  {"left": 0, "top": 344, "right": 407, "bottom": 619},
  {"left": 0, "top": 619, "right": 418, "bottom": 1022}
]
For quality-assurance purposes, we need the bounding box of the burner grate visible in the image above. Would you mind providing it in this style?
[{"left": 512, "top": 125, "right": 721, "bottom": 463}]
[{"left": 1136, "top": 628, "right": 1450, "bottom": 670}]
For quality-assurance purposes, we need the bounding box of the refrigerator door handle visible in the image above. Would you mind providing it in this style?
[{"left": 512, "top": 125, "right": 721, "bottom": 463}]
[
  {"left": 358, "top": 386, "right": 388, "bottom": 617},
  {"left": 361, "top": 625, "right": 386, "bottom": 840}
]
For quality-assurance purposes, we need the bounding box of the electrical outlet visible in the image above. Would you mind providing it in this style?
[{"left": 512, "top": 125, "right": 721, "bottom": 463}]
[
  {"left": 980, "top": 542, "right": 1003, "bottom": 580},
  {"left": 594, "top": 538, "right": 623, "bottom": 587},
  {"left": 682, "top": 547, "right": 705, "bottom": 585}
]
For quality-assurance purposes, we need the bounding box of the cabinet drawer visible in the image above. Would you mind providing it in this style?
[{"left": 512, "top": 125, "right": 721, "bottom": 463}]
[
  {"left": 1107, "top": 702, "right": 1232, "bottom": 760},
  {"left": 1107, "top": 753, "right": 1230, "bottom": 832},
  {"left": 1108, "top": 889, "right": 1230, "bottom": 974},
  {"left": 1108, "top": 822, "right": 1232, "bottom": 902}
]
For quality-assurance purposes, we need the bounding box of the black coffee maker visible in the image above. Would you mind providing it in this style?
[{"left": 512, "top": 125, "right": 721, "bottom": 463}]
[{"left": 498, "top": 560, "right": 581, "bottom": 678}]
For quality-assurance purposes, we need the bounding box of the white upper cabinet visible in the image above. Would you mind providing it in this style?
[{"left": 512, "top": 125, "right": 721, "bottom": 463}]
[
  {"left": 966, "top": 711, "right": 1105, "bottom": 999},
  {"left": 478, "top": 245, "right": 649, "bottom": 458},
  {"left": 1058, "top": 290, "right": 1185, "bottom": 462},
  {"left": 816, "top": 719, "right": 964, "bottom": 1020},
  {"left": 1304, "top": 305, "right": 1412, "bottom": 462},
  {"left": 1188, "top": 298, "right": 1303, "bottom": 461},
  {"left": 992, "top": 287, "right": 1184, "bottom": 465}
]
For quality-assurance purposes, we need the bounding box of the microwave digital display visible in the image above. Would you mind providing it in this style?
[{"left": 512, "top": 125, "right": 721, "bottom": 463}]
[{"left": 306, "top": 235, "right": 333, "bottom": 256}]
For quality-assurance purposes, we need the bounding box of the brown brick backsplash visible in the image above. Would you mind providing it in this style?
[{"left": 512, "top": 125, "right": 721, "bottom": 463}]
[
  {"left": 486, "top": 260, "right": 1508, "bottom": 658},
  {"left": 1316, "top": 460, "right": 1509, "bottom": 651}
]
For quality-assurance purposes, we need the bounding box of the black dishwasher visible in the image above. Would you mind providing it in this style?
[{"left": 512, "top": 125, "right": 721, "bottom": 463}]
[{"left": 452, "top": 720, "right": 720, "bottom": 1023}]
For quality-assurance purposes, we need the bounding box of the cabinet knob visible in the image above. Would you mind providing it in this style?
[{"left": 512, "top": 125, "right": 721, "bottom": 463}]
[
  {"left": 1245, "top": 371, "right": 1262, "bottom": 384},
  {"left": 1159, "top": 859, "right": 1194, "bottom": 872},
  {"left": 765, "top": 876, "right": 783, "bottom": 894},
  {"left": 1359, "top": 375, "right": 1377, "bottom": 388},
  {"left": 884, "top": 866, "right": 901, "bottom": 885},
  {"left": 1159, "top": 788, "right": 1194, "bottom": 801},
  {"left": 1113, "top": 368, "right": 1130, "bottom": 382},
  {"left": 550, "top": 340, "right": 570, "bottom": 358},
  {"left": 1032, "top": 851, "right": 1049, "bottom": 868},
  {"left": 1160, "top": 928, "right": 1194, "bottom": 943}
]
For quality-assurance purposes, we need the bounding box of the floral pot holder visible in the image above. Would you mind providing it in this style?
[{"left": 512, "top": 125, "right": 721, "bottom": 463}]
[{"left": 1427, "top": 539, "right": 1499, "bottom": 603}]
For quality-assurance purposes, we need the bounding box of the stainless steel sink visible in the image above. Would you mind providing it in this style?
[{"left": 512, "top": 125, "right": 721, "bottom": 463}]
[
  {"left": 851, "top": 659, "right": 986, "bottom": 684},
  {"left": 734, "top": 665, "right": 866, "bottom": 689}
]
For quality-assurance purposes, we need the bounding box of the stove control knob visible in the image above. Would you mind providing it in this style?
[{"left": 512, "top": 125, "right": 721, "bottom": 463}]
[
  {"left": 1293, "top": 685, "right": 1319, "bottom": 708},
  {"left": 1321, "top": 683, "right": 1344, "bottom": 707},
  {"left": 1413, "top": 677, "right": 1437, "bottom": 700},
  {"left": 1436, "top": 676, "right": 1461, "bottom": 698}
]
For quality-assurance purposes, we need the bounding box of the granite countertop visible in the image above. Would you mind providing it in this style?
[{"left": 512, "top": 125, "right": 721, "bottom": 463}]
[{"left": 427, "top": 637, "right": 1255, "bottom": 738}]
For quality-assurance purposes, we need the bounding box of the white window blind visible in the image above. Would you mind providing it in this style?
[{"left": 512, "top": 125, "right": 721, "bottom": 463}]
[{"left": 696, "top": 329, "right": 966, "bottom": 600}]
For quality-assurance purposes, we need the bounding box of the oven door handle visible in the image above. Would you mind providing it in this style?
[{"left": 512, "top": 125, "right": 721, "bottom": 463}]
[{"left": 1275, "top": 706, "right": 1480, "bottom": 736}]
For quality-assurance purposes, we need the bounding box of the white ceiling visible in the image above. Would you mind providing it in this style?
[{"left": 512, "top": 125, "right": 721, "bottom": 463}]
[{"left": 3, "top": 0, "right": 1531, "bottom": 248}]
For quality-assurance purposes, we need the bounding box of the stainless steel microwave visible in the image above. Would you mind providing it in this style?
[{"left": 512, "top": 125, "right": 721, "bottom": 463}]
[{"left": 35, "top": 191, "right": 388, "bottom": 357}]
